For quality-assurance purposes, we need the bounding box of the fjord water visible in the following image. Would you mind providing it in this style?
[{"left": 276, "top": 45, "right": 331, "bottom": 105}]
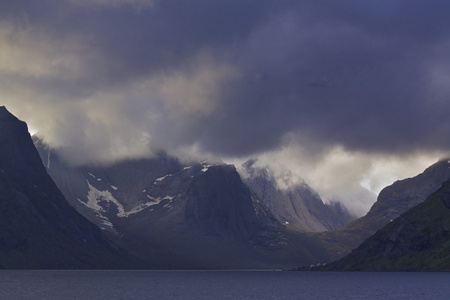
[{"left": 0, "top": 270, "right": 449, "bottom": 299}]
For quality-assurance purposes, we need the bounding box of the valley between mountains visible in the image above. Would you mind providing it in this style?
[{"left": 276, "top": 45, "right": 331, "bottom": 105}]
[{"left": 1, "top": 106, "right": 449, "bottom": 270}]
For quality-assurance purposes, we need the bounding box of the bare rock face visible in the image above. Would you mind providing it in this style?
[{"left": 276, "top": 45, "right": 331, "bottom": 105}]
[
  {"left": 241, "top": 160, "right": 354, "bottom": 232},
  {"left": 0, "top": 106, "right": 138, "bottom": 269},
  {"left": 348, "top": 159, "right": 450, "bottom": 241},
  {"left": 367, "top": 159, "right": 450, "bottom": 225},
  {"left": 184, "top": 165, "right": 277, "bottom": 240}
]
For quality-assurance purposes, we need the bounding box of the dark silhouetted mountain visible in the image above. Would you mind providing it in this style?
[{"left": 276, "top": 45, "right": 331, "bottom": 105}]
[
  {"left": 311, "top": 159, "right": 450, "bottom": 262},
  {"left": 0, "top": 106, "right": 143, "bottom": 269},
  {"left": 326, "top": 178, "right": 450, "bottom": 271},
  {"left": 183, "top": 164, "right": 279, "bottom": 240},
  {"left": 241, "top": 160, "right": 354, "bottom": 232}
]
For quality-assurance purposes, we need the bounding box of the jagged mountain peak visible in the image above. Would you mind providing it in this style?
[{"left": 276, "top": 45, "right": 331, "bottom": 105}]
[
  {"left": 0, "top": 108, "right": 45, "bottom": 179},
  {"left": 240, "top": 159, "right": 309, "bottom": 191},
  {"left": 240, "top": 159, "right": 354, "bottom": 232},
  {"left": 0, "top": 106, "right": 28, "bottom": 136},
  {"left": 0, "top": 105, "right": 15, "bottom": 117},
  {"left": 0, "top": 105, "right": 13, "bottom": 117}
]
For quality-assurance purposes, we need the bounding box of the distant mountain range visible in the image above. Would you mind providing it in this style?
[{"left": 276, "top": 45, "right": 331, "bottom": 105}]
[
  {"left": 2, "top": 105, "right": 450, "bottom": 270},
  {"left": 31, "top": 126, "right": 359, "bottom": 268},
  {"left": 33, "top": 138, "right": 331, "bottom": 268}
]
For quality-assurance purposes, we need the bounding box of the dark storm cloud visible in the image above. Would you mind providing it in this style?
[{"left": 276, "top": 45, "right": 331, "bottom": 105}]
[
  {"left": 2, "top": 0, "right": 450, "bottom": 160},
  {"left": 196, "top": 0, "right": 450, "bottom": 156},
  {"left": 3, "top": 0, "right": 279, "bottom": 81},
  {"left": 3, "top": 0, "right": 450, "bottom": 214}
]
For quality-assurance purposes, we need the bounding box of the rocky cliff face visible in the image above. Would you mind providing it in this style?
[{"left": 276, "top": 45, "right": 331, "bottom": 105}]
[
  {"left": 184, "top": 164, "right": 278, "bottom": 240},
  {"left": 34, "top": 141, "right": 295, "bottom": 268},
  {"left": 327, "top": 179, "right": 450, "bottom": 271},
  {"left": 0, "top": 106, "right": 139, "bottom": 269},
  {"left": 367, "top": 159, "right": 450, "bottom": 223},
  {"left": 241, "top": 160, "right": 354, "bottom": 232}
]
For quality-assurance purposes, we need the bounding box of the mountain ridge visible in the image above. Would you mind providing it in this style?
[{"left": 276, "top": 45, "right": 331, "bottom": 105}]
[
  {"left": 34, "top": 139, "right": 311, "bottom": 269},
  {"left": 305, "top": 158, "right": 450, "bottom": 263},
  {"left": 0, "top": 106, "right": 144, "bottom": 269},
  {"left": 324, "top": 178, "right": 450, "bottom": 271}
]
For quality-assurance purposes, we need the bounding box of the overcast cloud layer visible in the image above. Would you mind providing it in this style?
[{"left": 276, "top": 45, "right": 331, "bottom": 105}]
[{"left": 2, "top": 0, "right": 450, "bottom": 215}]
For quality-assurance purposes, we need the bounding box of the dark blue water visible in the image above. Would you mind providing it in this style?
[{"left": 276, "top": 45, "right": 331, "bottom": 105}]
[{"left": 0, "top": 270, "right": 448, "bottom": 299}]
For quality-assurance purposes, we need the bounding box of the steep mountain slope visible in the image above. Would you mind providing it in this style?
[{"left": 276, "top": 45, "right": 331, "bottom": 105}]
[
  {"left": 35, "top": 141, "right": 320, "bottom": 269},
  {"left": 312, "top": 159, "right": 450, "bottom": 261},
  {"left": 33, "top": 138, "right": 185, "bottom": 234},
  {"left": 0, "top": 106, "right": 141, "bottom": 269},
  {"left": 327, "top": 179, "right": 450, "bottom": 271},
  {"left": 241, "top": 160, "right": 354, "bottom": 232}
]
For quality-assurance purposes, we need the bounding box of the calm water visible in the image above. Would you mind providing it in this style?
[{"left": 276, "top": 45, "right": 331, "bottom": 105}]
[{"left": 0, "top": 270, "right": 449, "bottom": 299}]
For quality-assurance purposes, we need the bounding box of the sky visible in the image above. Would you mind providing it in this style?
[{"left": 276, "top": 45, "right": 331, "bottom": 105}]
[{"left": 1, "top": 0, "right": 450, "bottom": 216}]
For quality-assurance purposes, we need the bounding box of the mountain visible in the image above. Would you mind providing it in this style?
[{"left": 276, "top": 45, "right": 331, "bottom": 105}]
[
  {"left": 34, "top": 141, "right": 325, "bottom": 269},
  {"left": 326, "top": 178, "right": 450, "bottom": 271},
  {"left": 10, "top": 103, "right": 450, "bottom": 269},
  {"left": 0, "top": 106, "right": 142, "bottom": 269},
  {"left": 241, "top": 160, "right": 354, "bottom": 232},
  {"left": 311, "top": 158, "right": 450, "bottom": 261},
  {"left": 33, "top": 142, "right": 277, "bottom": 239},
  {"left": 27, "top": 117, "right": 450, "bottom": 269}
]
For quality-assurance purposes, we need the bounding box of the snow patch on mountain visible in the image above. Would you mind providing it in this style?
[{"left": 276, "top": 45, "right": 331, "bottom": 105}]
[
  {"left": 120, "top": 195, "right": 177, "bottom": 217},
  {"left": 155, "top": 174, "right": 172, "bottom": 184},
  {"left": 99, "top": 215, "right": 114, "bottom": 229},
  {"left": 200, "top": 161, "right": 212, "bottom": 172},
  {"left": 81, "top": 180, "right": 125, "bottom": 216},
  {"left": 80, "top": 180, "right": 177, "bottom": 218},
  {"left": 120, "top": 201, "right": 156, "bottom": 217},
  {"left": 146, "top": 195, "right": 175, "bottom": 203},
  {"left": 46, "top": 150, "right": 51, "bottom": 169}
]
